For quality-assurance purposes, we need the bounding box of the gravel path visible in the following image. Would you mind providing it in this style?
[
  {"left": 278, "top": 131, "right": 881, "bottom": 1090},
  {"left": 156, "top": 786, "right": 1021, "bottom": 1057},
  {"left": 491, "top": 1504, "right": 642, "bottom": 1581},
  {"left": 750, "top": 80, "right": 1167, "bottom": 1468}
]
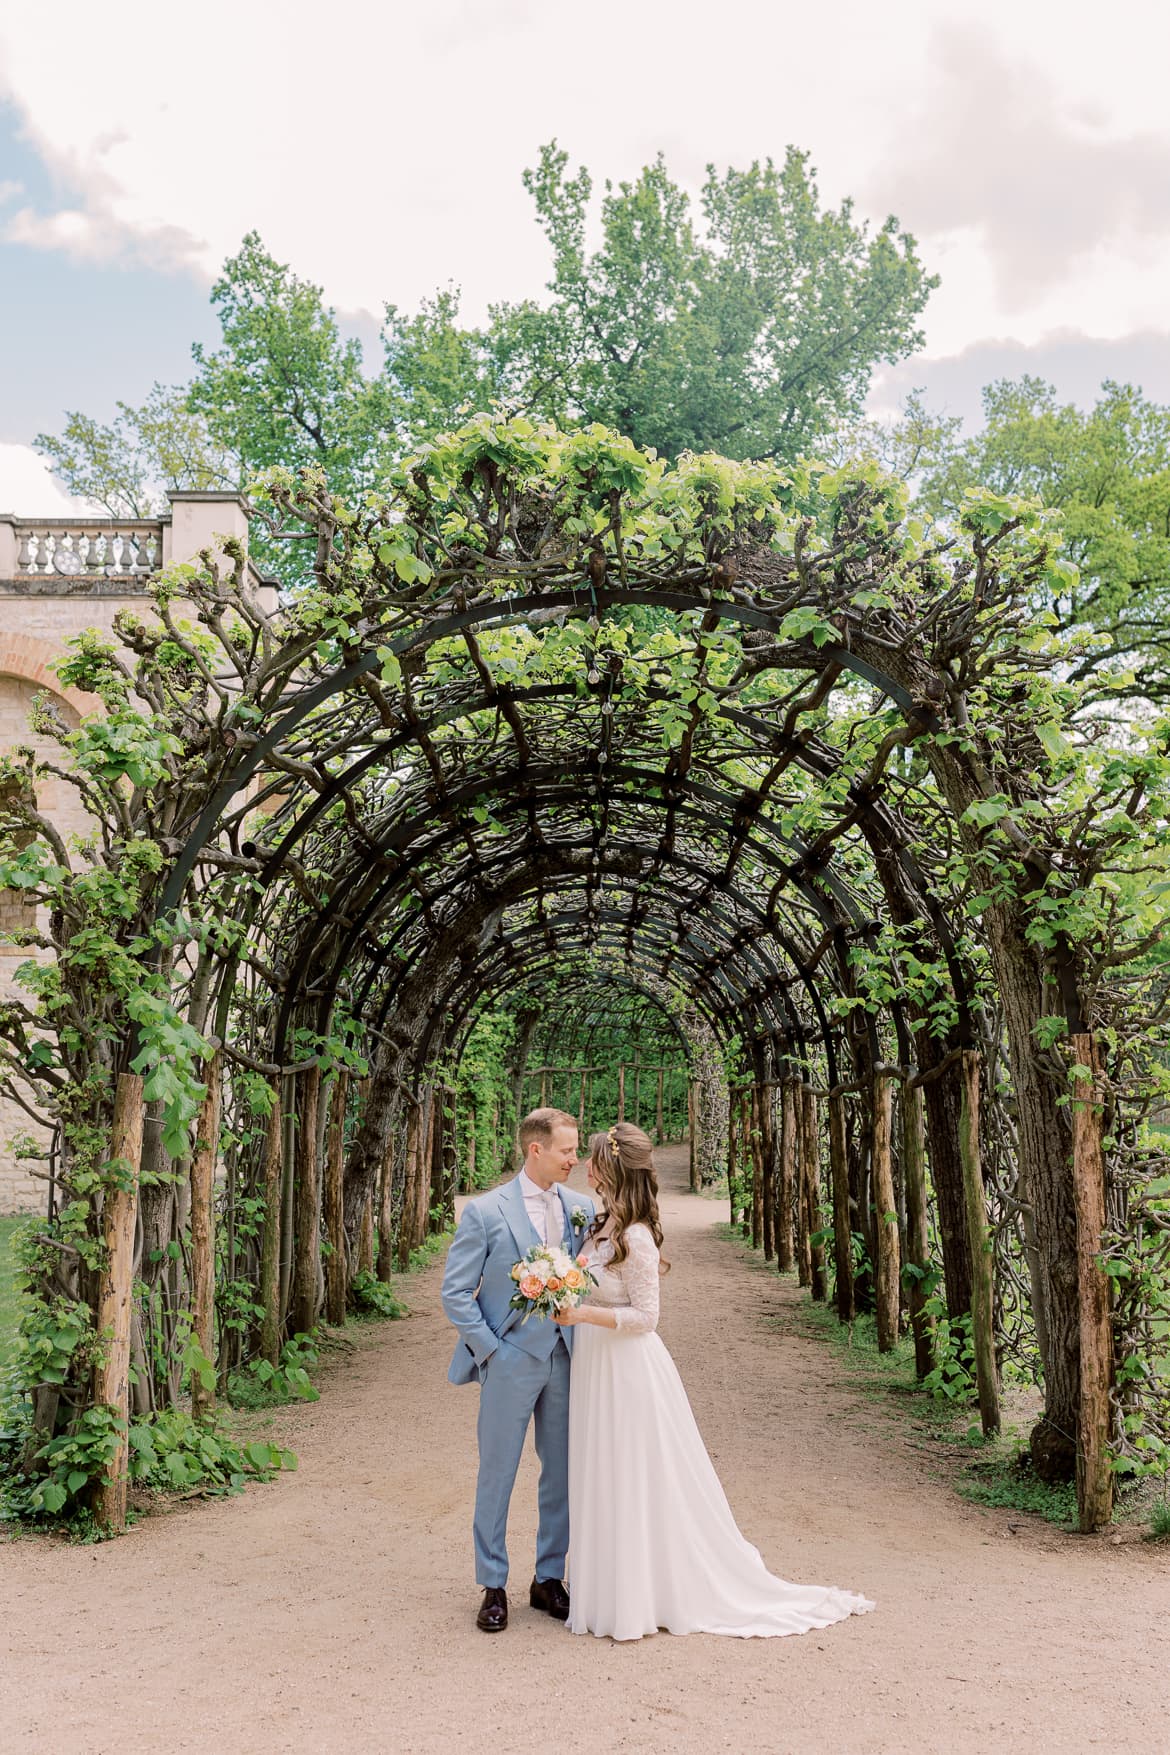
[{"left": 2, "top": 1145, "right": 1167, "bottom": 1754}]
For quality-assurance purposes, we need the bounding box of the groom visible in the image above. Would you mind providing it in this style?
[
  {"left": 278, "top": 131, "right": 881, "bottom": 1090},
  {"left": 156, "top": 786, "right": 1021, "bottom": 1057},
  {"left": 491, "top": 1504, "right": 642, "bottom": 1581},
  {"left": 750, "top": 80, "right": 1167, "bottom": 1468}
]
[{"left": 441, "top": 1106, "right": 594, "bottom": 1632}]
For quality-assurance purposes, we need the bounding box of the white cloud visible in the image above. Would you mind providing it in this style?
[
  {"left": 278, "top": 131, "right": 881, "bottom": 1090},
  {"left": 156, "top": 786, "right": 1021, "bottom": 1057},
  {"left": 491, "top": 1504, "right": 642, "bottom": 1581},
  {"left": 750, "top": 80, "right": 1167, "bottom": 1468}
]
[
  {"left": 0, "top": 1, "right": 1168, "bottom": 368},
  {"left": 865, "top": 24, "right": 1170, "bottom": 325},
  {"left": 0, "top": 444, "right": 86, "bottom": 515},
  {"left": 4, "top": 204, "right": 115, "bottom": 260}
]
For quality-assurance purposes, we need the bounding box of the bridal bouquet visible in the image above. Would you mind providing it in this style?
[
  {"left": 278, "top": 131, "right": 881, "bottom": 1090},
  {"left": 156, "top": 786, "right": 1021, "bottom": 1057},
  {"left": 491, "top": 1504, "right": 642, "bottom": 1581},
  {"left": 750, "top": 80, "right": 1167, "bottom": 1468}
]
[{"left": 509, "top": 1245, "right": 597, "bottom": 1323}]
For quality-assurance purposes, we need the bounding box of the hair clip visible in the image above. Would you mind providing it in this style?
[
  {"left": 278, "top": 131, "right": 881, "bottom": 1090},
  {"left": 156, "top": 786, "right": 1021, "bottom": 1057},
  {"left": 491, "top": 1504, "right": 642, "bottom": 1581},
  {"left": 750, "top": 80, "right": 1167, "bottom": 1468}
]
[{"left": 607, "top": 1125, "right": 619, "bottom": 1147}]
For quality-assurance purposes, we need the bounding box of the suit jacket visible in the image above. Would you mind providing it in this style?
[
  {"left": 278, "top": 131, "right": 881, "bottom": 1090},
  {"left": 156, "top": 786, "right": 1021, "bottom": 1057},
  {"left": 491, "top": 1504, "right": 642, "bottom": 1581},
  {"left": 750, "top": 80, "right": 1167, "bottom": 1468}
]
[{"left": 441, "top": 1175, "right": 595, "bottom": 1385}]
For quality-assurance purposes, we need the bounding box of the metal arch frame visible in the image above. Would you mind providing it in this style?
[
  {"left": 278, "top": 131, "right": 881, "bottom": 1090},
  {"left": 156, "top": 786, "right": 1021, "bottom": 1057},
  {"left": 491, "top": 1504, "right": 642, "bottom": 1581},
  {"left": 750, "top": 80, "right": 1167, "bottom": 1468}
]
[
  {"left": 350, "top": 834, "right": 833, "bottom": 1023},
  {"left": 448, "top": 970, "right": 694, "bottom": 1080},
  {"left": 405, "top": 900, "right": 831, "bottom": 1083},
  {"left": 232, "top": 679, "right": 968, "bottom": 1042},
  {"left": 264, "top": 762, "right": 883, "bottom": 1057},
  {"left": 387, "top": 878, "right": 801, "bottom": 1056},
  {"left": 156, "top": 584, "right": 926, "bottom": 920},
  {"left": 288, "top": 828, "right": 849, "bottom": 1082},
  {"left": 146, "top": 580, "right": 966, "bottom": 1094},
  {"left": 443, "top": 947, "right": 742, "bottom": 1062}
]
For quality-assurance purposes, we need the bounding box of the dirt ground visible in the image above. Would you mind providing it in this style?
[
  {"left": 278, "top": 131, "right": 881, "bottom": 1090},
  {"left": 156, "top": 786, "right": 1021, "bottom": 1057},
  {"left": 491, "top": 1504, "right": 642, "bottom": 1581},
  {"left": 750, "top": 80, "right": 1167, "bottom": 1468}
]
[{"left": 2, "top": 1146, "right": 1168, "bottom": 1755}]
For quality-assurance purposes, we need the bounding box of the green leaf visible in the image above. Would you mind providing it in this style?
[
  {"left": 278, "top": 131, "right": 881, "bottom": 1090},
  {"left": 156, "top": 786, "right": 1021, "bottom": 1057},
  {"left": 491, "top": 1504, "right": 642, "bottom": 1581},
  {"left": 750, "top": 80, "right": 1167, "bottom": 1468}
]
[{"left": 1037, "top": 721, "right": 1071, "bottom": 762}]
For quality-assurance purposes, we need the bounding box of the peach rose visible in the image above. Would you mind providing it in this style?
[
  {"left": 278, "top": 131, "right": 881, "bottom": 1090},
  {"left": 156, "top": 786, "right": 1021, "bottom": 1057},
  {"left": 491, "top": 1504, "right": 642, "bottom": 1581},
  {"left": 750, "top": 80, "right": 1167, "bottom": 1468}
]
[
  {"left": 546, "top": 1277, "right": 563, "bottom": 1292},
  {"left": 519, "top": 1276, "right": 543, "bottom": 1300},
  {"left": 564, "top": 1268, "right": 584, "bottom": 1290}
]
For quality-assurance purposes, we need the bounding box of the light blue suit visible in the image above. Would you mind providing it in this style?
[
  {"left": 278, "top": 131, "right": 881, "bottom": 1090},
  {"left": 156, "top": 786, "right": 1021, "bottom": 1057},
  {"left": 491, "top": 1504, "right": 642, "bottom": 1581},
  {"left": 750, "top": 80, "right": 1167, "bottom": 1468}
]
[{"left": 441, "top": 1176, "right": 595, "bottom": 1588}]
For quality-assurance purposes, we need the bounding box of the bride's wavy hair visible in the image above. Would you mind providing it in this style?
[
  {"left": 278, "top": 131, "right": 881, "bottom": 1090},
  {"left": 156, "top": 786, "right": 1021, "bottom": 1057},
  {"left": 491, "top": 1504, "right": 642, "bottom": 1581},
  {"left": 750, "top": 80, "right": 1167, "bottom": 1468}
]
[{"left": 587, "top": 1121, "right": 669, "bottom": 1274}]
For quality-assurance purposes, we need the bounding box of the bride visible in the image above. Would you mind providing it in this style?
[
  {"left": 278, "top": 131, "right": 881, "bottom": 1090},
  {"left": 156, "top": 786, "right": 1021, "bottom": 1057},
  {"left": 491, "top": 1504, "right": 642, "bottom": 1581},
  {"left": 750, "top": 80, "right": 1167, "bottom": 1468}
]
[{"left": 553, "top": 1120, "right": 875, "bottom": 1642}]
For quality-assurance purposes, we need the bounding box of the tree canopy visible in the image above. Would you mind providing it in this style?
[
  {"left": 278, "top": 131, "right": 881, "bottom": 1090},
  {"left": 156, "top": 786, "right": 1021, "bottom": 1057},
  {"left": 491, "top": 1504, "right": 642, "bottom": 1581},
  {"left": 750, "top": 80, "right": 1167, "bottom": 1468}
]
[
  {"left": 36, "top": 142, "right": 935, "bottom": 512},
  {"left": 909, "top": 378, "right": 1170, "bottom": 709}
]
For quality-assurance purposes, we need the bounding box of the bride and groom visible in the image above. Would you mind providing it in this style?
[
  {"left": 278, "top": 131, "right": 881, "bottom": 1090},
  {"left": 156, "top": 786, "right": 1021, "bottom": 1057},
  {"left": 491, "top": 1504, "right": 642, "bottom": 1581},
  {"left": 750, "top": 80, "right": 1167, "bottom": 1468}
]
[{"left": 441, "top": 1106, "right": 874, "bottom": 1642}]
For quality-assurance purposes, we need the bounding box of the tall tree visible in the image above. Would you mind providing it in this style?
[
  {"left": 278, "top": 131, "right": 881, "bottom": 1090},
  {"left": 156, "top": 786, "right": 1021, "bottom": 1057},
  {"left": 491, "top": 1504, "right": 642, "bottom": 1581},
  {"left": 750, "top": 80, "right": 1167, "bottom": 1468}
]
[
  {"left": 34, "top": 385, "right": 231, "bottom": 518},
  {"left": 187, "top": 232, "right": 394, "bottom": 492},
  {"left": 905, "top": 378, "right": 1170, "bottom": 708},
  {"left": 36, "top": 147, "right": 936, "bottom": 516},
  {"left": 394, "top": 144, "right": 936, "bottom": 463}
]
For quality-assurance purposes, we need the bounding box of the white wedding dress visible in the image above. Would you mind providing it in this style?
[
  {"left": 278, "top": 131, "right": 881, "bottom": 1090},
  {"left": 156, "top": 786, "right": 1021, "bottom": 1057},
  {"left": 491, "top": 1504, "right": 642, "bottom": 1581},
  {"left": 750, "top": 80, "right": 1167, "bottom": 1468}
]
[{"left": 567, "top": 1224, "right": 875, "bottom": 1641}]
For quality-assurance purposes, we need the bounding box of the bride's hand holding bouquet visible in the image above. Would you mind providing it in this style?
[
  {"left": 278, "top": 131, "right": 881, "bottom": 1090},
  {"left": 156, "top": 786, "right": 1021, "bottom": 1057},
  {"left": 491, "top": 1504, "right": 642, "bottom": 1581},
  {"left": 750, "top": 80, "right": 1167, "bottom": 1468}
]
[{"left": 509, "top": 1244, "right": 596, "bottom": 1325}]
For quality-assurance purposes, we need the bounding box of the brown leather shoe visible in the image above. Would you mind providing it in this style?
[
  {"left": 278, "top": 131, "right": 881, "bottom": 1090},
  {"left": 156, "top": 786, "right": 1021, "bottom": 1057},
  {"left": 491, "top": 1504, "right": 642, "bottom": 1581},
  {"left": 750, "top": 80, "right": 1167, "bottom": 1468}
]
[
  {"left": 530, "top": 1576, "right": 570, "bottom": 1621},
  {"left": 476, "top": 1587, "right": 508, "bottom": 1632}
]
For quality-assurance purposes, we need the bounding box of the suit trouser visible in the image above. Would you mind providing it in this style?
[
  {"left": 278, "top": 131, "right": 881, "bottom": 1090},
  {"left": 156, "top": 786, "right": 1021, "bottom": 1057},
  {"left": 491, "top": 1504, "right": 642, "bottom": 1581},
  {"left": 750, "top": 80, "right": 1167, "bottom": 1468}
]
[{"left": 473, "top": 1333, "right": 570, "bottom": 1588}]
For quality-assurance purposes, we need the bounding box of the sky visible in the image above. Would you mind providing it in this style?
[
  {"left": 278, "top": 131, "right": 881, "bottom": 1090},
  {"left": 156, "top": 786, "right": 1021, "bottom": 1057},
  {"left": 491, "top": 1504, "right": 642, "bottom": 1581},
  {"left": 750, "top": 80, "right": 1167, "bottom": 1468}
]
[{"left": 2, "top": 0, "right": 1169, "bottom": 512}]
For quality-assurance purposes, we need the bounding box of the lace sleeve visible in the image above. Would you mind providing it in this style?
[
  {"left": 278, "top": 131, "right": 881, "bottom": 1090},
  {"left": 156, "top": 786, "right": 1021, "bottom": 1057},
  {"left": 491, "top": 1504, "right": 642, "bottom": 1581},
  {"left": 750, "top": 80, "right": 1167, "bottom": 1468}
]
[{"left": 612, "top": 1225, "right": 661, "bottom": 1334}]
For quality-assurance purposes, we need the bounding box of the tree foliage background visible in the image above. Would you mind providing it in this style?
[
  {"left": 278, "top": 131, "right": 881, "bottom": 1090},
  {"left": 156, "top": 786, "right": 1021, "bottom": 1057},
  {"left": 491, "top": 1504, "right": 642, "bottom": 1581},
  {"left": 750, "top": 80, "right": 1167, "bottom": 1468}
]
[{"left": 36, "top": 141, "right": 935, "bottom": 515}]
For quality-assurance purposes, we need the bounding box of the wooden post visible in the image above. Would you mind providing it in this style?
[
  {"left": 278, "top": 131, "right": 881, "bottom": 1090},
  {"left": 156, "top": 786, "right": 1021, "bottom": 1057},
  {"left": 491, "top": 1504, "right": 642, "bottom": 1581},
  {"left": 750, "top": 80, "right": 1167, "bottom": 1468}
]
[
  {"left": 633, "top": 1060, "right": 641, "bottom": 1130},
  {"left": 872, "top": 1072, "right": 901, "bottom": 1351},
  {"left": 279, "top": 1094, "right": 296, "bottom": 1325},
  {"left": 777, "top": 1079, "right": 796, "bottom": 1272},
  {"left": 578, "top": 1069, "right": 586, "bottom": 1133},
  {"left": 324, "top": 1071, "right": 349, "bottom": 1322},
  {"left": 259, "top": 1083, "right": 283, "bottom": 1365},
  {"left": 688, "top": 1081, "right": 698, "bottom": 1189},
  {"left": 617, "top": 1063, "right": 626, "bottom": 1122},
  {"left": 802, "top": 1087, "right": 826, "bottom": 1301},
  {"left": 396, "top": 1102, "right": 421, "bottom": 1272},
  {"left": 828, "top": 1088, "right": 855, "bottom": 1322},
  {"left": 375, "top": 1117, "right": 397, "bottom": 1285},
  {"left": 358, "top": 1193, "right": 375, "bottom": 1274},
  {"left": 417, "top": 1088, "right": 436, "bottom": 1241},
  {"left": 749, "top": 1088, "right": 763, "bottom": 1250},
  {"left": 959, "top": 1050, "right": 1000, "bottom": 1436},
  {"left": 291, "top": 1065, "right": 321, "bottom": 1336},
  {"left": 434, "top": 1086, "right": 456, "bottom": 1228},
  {"left": 793, "top": 1083, "right": 812, "bottom": 1286},
  {"left": 1070, "top": 1032, "right": 1113, "bottom": 1533},
  {"left": 902, "top": 1077, "right": 935, "bottom": 1379},
  {"left": 189, "top": 1051, "right": 222, "bottom": 1420},
  {"left": 91, "top": 1071, "right": 145, "bottom": 1534},
  {"left": 760, "top": 1086, "right": 775, "bottom": 1263},
  {"left": 656, "top": 1066, "right": 665, "bottom": 1144},
  {"left": 726, "top": 1089, "right": 737, "bottom": 1223},
  {"left": 739, "top": 1091, "right": 752, "bottom": 1239}
]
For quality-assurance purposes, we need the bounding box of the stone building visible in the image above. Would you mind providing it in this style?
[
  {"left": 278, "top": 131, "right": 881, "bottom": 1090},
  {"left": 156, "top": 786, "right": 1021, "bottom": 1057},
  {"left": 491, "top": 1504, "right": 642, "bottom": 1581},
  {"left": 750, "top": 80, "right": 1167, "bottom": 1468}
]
[{"left": 0, "top": 494, "right": 265, "bottom": 1212}]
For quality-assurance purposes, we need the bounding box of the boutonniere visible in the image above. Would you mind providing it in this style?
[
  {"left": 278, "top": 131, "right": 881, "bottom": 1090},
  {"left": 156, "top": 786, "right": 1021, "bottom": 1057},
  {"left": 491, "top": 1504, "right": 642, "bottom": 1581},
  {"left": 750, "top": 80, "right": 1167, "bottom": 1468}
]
[{"left": 571, "top": 1206, "right": 589, "bottom": 1231}]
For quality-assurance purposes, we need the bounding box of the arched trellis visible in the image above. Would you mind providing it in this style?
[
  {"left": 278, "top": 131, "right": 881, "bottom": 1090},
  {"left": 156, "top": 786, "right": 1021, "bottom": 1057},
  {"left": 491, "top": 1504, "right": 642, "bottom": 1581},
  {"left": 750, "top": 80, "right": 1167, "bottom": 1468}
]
[
  {"left": 186, "top": 588, "right": 974, "bottom": 1346},
  {"left": 9, "top": 420, "right": 1157, "bottom": 1542},
  {"left": 145, "top": 520, "right": 1057, "bottom": 1447}
]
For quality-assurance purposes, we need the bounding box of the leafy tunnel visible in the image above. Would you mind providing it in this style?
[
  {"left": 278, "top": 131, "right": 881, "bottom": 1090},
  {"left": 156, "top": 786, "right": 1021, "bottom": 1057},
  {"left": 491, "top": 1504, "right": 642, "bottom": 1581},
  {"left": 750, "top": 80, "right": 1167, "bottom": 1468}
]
[{"left": 2, "top": 418, "right": 1166, "bottom": 1536}]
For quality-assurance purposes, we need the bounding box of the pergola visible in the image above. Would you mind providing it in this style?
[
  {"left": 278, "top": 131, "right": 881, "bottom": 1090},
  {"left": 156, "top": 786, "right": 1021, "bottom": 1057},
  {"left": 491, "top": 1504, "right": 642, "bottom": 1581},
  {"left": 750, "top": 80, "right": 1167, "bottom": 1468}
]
[{"left": 4, "top": 420, "right": 1165, "bottom": 1536}]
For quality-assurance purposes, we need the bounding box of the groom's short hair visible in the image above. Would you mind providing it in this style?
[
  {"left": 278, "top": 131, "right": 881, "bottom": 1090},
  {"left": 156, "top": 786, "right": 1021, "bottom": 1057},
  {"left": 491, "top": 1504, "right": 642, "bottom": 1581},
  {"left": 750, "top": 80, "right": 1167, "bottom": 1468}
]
[{"left": 518, "top": 1107, "right": 576, "bottom": 1153}]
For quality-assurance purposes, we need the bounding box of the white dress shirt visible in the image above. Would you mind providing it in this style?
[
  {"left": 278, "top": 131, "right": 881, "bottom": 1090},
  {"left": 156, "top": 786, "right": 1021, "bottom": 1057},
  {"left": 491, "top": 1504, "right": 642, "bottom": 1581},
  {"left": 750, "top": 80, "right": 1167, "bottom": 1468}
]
[{"left": 518, "top": 1169, "right": 564, "bottom": 1247}]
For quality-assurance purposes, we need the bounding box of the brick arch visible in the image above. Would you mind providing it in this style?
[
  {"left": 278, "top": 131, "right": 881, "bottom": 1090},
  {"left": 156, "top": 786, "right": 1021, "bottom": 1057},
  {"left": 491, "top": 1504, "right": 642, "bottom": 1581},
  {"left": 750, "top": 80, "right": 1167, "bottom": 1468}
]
[{"left": 0, "top": 633, "right": 101, "bottom": 723}]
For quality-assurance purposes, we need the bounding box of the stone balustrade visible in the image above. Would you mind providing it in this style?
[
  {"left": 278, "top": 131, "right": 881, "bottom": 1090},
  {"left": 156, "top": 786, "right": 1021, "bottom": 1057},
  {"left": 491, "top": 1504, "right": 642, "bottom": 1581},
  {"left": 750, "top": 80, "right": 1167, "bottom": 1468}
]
[
  {"left": 11, "top": 519, "right": 164, "bottom": 580},
  {"left": 0, "top": 493, "right": 270, "bottom": 597}
]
